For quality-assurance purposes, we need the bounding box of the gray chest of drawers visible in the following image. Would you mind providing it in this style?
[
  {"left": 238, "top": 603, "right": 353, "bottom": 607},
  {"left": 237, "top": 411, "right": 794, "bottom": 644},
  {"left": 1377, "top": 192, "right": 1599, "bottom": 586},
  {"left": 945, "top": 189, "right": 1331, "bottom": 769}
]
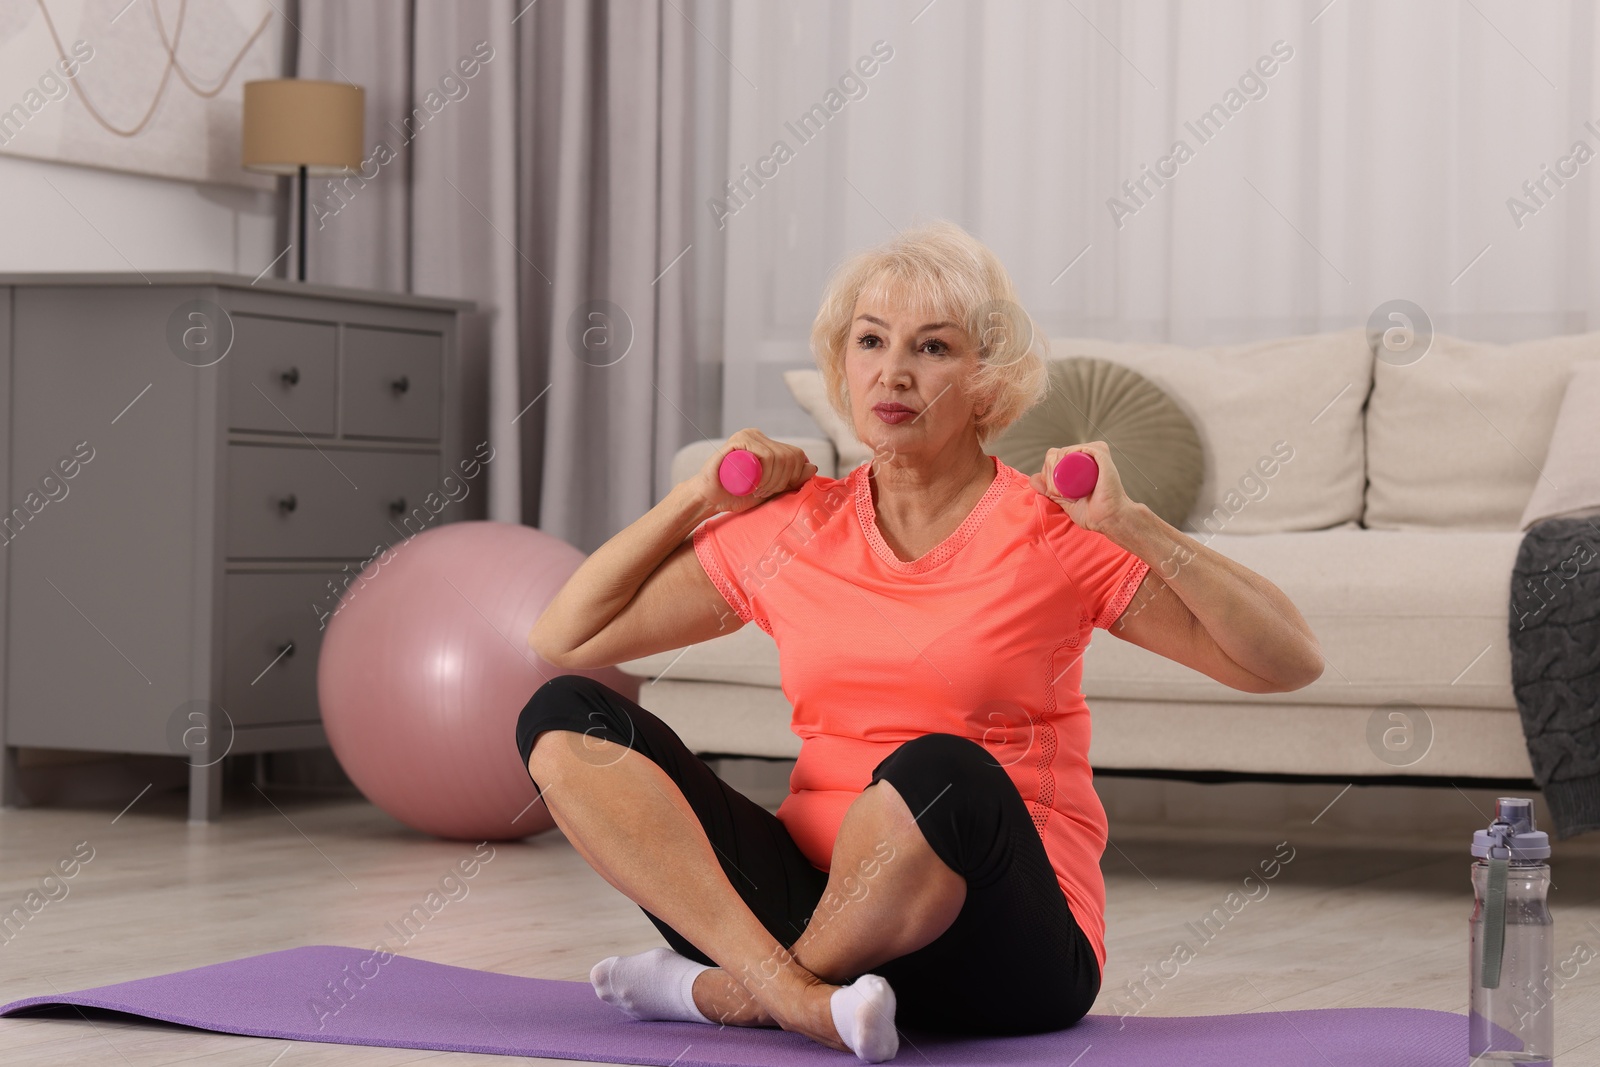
[{"left": 0, "top": 273, "right": 476, "bottom": 821}]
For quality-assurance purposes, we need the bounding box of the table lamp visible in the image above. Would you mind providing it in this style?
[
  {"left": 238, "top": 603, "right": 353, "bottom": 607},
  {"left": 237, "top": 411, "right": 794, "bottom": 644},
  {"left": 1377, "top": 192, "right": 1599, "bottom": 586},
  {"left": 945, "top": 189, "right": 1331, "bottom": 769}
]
[{"left": 242, "top": 79, "right": 365, "bottom": 282}]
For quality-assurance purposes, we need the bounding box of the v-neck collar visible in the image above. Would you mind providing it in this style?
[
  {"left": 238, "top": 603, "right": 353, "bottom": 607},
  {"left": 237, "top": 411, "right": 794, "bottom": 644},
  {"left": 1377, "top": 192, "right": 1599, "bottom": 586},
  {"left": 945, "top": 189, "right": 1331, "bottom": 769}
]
[{"left": 853, "top": 454, "right": 1009, "bottom": 574}]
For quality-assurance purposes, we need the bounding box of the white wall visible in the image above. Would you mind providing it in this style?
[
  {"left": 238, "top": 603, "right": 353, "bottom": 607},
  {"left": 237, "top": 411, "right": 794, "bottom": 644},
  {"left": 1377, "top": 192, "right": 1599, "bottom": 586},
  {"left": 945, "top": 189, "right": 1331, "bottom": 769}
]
[{"left": 0, "top": 152, "right": 280, "bottom": 275}]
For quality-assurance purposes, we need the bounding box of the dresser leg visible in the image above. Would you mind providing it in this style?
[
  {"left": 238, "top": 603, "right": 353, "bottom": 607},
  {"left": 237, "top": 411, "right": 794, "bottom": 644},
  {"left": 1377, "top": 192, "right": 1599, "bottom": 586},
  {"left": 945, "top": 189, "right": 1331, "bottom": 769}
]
[
  {"left": 188, "top": 759, "right": 223, "bottom": 823},
  {"left": 0, "top": 745, "right": 19, "bottom": 808}
]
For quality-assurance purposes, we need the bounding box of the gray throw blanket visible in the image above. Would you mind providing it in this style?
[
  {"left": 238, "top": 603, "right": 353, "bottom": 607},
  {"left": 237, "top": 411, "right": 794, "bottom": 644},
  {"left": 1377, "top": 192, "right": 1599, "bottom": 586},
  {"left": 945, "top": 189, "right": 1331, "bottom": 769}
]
[{"left": 1509, "top": 515, "right": 1600, "bottom": 839}]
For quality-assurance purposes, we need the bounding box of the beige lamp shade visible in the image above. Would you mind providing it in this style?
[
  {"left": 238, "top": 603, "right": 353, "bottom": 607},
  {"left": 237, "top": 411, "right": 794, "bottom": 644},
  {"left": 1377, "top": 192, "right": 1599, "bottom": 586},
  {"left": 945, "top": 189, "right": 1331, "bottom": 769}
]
[{"left": 242, "top": 80, "right": 364, "bottom": 175}]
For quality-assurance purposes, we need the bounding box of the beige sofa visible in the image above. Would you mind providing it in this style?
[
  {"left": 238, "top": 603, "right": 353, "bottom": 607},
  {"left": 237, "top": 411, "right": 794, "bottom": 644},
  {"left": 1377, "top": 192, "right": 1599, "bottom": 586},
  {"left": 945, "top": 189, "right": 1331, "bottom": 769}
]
[{"left": 620, "top": 328, "right": 1600, "bottom": 783}]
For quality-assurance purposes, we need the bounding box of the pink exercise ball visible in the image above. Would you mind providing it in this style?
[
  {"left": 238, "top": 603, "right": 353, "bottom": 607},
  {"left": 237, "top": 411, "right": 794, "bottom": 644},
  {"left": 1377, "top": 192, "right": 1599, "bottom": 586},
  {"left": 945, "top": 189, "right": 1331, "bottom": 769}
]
[{"left": 317, "top": 520, "right": 640, "bottom": 841}]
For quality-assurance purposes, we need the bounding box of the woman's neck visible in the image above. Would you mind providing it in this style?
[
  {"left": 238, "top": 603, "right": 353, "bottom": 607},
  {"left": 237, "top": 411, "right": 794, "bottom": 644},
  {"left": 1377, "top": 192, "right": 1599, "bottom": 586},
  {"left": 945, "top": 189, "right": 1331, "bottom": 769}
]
[{"left": 868, "top": 445, "right": 996, "bottom": 538}]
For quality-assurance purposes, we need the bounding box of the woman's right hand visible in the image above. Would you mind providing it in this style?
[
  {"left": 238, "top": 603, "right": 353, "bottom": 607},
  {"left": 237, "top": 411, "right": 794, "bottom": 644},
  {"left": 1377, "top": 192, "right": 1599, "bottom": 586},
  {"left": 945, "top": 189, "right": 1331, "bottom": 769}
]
[{"left": 692, "top": 429, "right": 818, "bottom": 515}]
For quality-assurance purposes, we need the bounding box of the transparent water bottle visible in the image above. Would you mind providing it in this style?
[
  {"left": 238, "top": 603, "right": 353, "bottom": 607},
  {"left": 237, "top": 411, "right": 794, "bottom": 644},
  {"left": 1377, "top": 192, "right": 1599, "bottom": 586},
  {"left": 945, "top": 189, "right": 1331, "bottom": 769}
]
[{"left": 1469, "top": 796, "right": 1553, "bottom": 1065}]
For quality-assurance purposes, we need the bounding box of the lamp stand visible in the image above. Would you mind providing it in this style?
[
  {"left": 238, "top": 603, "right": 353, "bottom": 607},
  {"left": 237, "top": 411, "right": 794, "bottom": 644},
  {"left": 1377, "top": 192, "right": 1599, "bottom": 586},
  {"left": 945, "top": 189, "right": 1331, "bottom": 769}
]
[{"left": 296, "top": 164, "right": 308, "bottom": 282}]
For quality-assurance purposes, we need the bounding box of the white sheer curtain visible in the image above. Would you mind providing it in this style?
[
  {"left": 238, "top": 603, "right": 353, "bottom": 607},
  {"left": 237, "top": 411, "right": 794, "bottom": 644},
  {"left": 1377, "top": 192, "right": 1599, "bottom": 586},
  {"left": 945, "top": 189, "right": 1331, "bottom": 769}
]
[{"left": 718, "top": 0, "right": 1600, "bottom": 438}]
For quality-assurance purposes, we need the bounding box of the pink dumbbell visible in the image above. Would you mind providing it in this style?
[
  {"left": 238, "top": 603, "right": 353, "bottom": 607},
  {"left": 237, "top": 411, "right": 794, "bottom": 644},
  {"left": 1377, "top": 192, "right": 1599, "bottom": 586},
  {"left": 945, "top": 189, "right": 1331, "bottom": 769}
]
[
  {"left": 718, "top": 448, "right": 763, "bottom": 496},
  {"left": 721, "top": 447, "right": 1097, "bottom": 499},
  {"left": 1052, "top": 451, "right": 1099, "bottom": 499}
]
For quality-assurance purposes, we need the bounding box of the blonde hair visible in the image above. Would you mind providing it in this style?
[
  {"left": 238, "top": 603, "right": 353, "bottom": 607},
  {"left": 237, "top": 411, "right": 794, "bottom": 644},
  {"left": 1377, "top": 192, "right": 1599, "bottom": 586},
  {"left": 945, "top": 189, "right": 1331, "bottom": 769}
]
[{"left": 809, "top": 220, "right": 1049, "bottom": 447}]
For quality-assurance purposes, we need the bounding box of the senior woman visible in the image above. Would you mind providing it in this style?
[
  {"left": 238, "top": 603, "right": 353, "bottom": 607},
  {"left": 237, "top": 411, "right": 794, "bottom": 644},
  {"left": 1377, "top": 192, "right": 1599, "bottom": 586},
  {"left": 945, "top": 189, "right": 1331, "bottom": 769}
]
[{"left": 521, "top": 221, "right": 1323, "bottom": 1062}]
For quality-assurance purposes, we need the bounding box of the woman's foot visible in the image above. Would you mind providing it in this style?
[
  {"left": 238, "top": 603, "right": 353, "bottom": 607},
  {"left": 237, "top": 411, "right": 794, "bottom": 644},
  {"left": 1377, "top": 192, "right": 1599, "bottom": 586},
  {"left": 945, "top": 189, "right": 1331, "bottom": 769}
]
[
  {"left": 695, "top": 965, "right": 898, "bottom": 1063},
  {"left": 590, "top": 947, "right": 711, "bottom": 1023},
  {"left": 597, "top": 951, "right": 899, "bottom": 1063},
  {"left": 691, "top": 967, "right": 775, "bottom": 1027},
  {"left": 828, "top": 975, "right": 898, "bottom": 1063}
]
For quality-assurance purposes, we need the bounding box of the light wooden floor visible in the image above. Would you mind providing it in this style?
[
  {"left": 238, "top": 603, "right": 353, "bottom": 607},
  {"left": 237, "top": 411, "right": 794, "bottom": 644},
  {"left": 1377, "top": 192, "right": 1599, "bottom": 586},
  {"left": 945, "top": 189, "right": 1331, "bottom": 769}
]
[{"left": 0, "top": 783, "right": 1596, "bottom": 1066}]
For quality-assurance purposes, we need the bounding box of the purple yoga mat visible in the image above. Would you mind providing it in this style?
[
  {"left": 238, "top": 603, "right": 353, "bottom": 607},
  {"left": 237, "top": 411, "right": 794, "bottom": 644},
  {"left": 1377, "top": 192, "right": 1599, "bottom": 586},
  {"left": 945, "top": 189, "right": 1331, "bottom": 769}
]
[{"left": 1, "top": 945, "right": 1466, "bottom": 1066}]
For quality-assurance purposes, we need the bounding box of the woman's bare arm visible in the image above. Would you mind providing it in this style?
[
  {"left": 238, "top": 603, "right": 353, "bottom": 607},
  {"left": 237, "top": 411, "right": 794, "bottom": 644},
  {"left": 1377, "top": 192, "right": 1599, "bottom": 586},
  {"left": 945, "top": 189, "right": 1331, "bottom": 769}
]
[
  {"left": 1103, "top": 502, "right": 1325, "bottom": 693},
  {"left": 529, "top": 431, "right": 816, "bottom": 669},
  {"left": 1028, "top": 441, "right": 1323, "bottom": 694},
  {"left": 530, "top": 481, "right": 738, "bottom": 669}
]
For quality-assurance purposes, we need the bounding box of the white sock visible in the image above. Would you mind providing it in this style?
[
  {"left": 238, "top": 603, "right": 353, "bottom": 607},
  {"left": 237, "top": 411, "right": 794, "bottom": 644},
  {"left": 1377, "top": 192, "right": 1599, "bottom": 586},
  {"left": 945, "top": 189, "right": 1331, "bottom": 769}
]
[
  {"left": 590, "top": 947, "right": 712, "bottom": 1023},
  {"left": 829, "top": 974, "right": 898, "bottom": 1063}
]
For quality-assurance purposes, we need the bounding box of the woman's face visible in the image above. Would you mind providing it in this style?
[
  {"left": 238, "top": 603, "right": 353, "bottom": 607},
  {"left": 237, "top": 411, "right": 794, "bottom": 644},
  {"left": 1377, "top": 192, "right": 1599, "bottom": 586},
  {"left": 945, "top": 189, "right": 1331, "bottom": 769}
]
[{"left": 844, "top": 286, "right": 986, "bottom": 466}]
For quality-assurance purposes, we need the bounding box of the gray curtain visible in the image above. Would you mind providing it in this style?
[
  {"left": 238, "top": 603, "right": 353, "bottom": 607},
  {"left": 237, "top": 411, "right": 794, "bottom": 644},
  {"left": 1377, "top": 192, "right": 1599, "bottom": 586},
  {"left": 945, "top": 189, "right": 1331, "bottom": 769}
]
[
  {"left": 296, "top": 1, "right": 413, "bottom": 293},
  {"left": 296, "top": 0, "right": 728, "bottom": 552},
  {"left": 517, "top": 0, "right": 730, "bottom": 550}
]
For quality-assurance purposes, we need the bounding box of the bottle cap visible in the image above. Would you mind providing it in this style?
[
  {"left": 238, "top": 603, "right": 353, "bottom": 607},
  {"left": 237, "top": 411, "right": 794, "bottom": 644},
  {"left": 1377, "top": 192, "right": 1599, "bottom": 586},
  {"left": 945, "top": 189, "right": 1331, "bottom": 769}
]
[{"left": 1471, "top": 796, "right": 1551, "bottom": 861}]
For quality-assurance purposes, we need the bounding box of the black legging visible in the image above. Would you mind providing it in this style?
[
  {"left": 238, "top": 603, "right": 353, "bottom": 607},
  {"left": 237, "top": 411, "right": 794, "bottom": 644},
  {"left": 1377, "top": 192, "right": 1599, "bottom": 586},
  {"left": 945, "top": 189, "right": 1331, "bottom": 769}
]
[{"left": 515, "top": 674, "right": 1100, "bottom": 1035}]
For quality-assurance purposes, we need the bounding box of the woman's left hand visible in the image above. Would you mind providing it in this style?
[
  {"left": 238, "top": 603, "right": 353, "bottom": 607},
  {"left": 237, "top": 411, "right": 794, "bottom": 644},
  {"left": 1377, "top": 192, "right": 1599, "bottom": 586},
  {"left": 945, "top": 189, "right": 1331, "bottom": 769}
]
[{"left": 1027, "top": 441, "right": 1134, "bottom": 535}]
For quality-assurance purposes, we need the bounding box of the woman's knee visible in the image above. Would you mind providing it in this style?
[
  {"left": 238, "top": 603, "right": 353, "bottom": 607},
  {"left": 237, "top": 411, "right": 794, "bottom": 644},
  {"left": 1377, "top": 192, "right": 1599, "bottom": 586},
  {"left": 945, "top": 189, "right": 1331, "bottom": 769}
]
[
  {"left": 870, "top": 732, "right": 1020, "bottom": 878},
  {"left": 515, "top": 674, "right": 633, "bottom": 774}
]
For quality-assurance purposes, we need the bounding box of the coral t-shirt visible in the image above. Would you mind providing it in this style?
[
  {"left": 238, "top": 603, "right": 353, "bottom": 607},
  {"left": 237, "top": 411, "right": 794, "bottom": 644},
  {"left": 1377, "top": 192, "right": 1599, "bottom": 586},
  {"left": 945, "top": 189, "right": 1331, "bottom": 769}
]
[{"left": 691, "top": 453, "right": 1149, "bottom": 970}]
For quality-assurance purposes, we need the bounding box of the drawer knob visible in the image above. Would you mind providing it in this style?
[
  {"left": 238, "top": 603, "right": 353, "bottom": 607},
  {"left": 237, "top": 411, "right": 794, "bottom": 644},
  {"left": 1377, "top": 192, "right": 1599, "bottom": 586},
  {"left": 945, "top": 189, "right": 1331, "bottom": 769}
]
[
  {"left": 391, "top": 375, "right": 410, "bottom": 395},
  {"left": 278, "top": 493, "right": 298, "bottom": 514},
  {"left": 389, "top": 496, "right": 408, "bottom": 516},
  {"left": 281, "top": 366, "right": 301, "bottom": 386}
]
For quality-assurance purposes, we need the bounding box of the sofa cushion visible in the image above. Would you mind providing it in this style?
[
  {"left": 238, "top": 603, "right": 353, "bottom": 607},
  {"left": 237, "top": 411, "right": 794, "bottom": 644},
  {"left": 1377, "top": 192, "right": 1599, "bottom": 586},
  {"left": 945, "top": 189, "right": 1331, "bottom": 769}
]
[
  {"left": 984, "top": 357, "right": 1204, "bottom": 529},
  {"left": 1080, "top": 528, "right": 1521, "bottom": 710},
  {"left": 1085, "top": 699, "right": 1531, "bottom": 778},
  {"left": 620, "top": 528, "right": 1522, "bottom": 712},
  {"left": 1048, "top": 330, "right": 1371, "bottom": 533},
  {"left": 1365, "top": 331, "right": 1600, "bottom": 530},
  {"left": 1517, "top": 356, "right": 1600, "bottom": 530},
  {"left": 620, "top": 682, "right": 1531, "bottom": 778}
]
